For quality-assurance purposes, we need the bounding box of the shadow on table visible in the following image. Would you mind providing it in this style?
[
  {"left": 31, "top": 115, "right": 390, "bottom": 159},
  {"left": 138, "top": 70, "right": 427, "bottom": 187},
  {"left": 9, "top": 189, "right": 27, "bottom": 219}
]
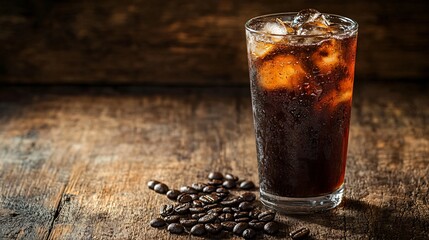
[{"left": 290, "top": 197, "right": 429, "bottom": 239}]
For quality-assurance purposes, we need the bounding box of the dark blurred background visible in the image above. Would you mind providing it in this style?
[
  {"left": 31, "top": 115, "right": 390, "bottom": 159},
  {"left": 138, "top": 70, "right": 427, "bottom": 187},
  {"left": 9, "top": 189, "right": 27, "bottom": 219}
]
[{"left": 0, "top": 0, "right": 428, "bottom": 85}]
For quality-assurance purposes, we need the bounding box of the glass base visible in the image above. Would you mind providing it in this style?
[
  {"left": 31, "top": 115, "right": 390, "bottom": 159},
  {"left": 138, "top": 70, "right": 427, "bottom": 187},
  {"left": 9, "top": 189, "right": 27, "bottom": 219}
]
[{"left": 260, "top": 185, "right": 344, "bottom": 214}]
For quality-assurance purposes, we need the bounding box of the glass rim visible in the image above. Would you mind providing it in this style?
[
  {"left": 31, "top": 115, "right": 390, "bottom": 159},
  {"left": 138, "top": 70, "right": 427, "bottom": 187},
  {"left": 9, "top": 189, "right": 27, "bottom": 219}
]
[{"left": 245, "top": 12, "right": 358, "bottom": 38}]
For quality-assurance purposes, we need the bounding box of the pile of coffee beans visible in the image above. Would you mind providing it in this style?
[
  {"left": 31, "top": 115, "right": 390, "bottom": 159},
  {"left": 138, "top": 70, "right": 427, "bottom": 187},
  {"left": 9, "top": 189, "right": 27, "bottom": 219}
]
[{"left": 147, "top": 172, "right": 298, "bottom": 239}]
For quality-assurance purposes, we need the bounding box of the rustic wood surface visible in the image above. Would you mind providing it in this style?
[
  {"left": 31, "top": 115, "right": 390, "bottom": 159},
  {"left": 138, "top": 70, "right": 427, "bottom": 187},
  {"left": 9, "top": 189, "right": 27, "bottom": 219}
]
[
  {"left": 1, "top": 0, "right": 428, "bottom": 84},
  {"left": 0, "top": 83, "right": 428, "bottom": 239}
]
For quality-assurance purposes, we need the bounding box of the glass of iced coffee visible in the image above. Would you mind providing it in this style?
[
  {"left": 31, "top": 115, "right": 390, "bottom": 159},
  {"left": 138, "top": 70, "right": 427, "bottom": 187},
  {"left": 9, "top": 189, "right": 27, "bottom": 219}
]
[{"left": 245, "top": 9, "right": 358, "bottom": 213}]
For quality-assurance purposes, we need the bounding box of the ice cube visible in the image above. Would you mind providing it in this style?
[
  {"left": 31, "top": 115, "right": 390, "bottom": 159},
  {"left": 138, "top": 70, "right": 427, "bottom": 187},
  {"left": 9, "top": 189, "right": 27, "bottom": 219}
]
[
  {"left": 297, "top": 22, "right": 331, "bottom": 36},
  {"left": 247, "top": 32, "right": 275, "bottom": 59},
  {"left": 262, "top": 22, "right": 287, "bottom": 35},
  {"left": 250, "top": 41, "right": 275, "bottom": 59},
  {"left": 312, "top": 39, "right": 341, "bottom": 73},
  {"left": 332, "top": 79, "right": 353, "bottom": 107},
  {"left": 292, "top": 9, "right": 331, "bottom": 36},
  {"left": 276, "top": 18, "right": 295, "bottom": 34},
  {"left": 334, "top": 90, "right": 352, "bottom": 106},
  {"left": 315, "top": 79, "right": 353, "bottom": 111},
  {"left": 261, "top": 21, "right": 288, "bottom": 42},
  {"left": 292, "top": 9, "right": 330, "bottom": 28},
  {"left": 258, "top": 55, "right": 306, "bottom": 90},
  {"left": 326, "top": 23, "right": 348, "bottom": 35}
]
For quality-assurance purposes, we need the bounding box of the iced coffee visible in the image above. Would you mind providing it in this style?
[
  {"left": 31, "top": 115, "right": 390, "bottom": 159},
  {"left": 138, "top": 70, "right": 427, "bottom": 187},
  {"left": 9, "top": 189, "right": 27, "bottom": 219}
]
[{"left": 245, "top": 9, "right": 358, "bottom": 213}]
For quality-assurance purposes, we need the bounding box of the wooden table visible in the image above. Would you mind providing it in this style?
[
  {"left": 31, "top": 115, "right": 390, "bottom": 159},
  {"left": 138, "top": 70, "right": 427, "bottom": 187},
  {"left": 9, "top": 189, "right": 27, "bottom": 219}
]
[{"left": 0, "top": 83, "right": 428, "bottom": 239}]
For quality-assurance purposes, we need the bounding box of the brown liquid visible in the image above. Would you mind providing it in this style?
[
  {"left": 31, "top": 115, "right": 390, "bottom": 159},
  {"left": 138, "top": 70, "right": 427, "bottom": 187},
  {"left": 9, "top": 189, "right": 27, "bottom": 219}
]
[{"left": 249, "top": 36, "right": 357, "bottom": 197}]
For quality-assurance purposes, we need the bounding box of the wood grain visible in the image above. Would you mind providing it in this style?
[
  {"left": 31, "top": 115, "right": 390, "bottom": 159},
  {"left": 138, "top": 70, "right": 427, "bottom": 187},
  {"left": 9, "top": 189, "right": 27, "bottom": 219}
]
[
  {"left": 0, "top": 83, "right": 428, "bottom": 239},
  {"left": 0, "top": 0, "right": 428, "bottom": 84}
]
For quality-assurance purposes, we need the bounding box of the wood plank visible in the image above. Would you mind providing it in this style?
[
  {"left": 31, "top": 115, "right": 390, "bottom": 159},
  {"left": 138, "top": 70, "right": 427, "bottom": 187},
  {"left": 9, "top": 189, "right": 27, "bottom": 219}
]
[
  {"left": 0, "top": 83, "right": 428, "bottom": 239},
  {"left": 0, "top": 91, "right": 76, "bottom": 239},
  {"left": 0, "top": 0, "right": 428, "bottom": 84}
]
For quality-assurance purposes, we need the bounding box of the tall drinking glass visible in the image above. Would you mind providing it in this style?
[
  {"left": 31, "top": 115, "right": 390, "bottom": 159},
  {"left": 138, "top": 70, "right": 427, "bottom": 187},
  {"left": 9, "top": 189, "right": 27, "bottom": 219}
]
[{"left": 245, "top": 10, "right": 358, "bottom": 213}]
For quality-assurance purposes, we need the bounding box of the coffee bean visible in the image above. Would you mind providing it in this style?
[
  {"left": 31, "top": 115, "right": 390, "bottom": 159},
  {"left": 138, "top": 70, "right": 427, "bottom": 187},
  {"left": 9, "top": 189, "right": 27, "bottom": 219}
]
[
  {"left": 174, "top": 202, "right": 190, "bottom": 214},
  {"left": 208, "top": 172, "right": 223, "bottom": 180},
  {"left": 231, "top": 207, "right": 241, "bottom": 212},
  {"left": 154, "top": 183, "right": 169, "bottom": 194},
  {"left": 222, "top": 180, "right": 236, "bottom": 189},
  {"left": 166, "top": 189, "right": 180, "bottom": 200},
  {"left": 203, "top": 203, "right": 218, "bottom": 210},
  {"left": 249, "top": 220, "right": 265, "bottom": 230},
  {"left": 180, "top": 186, "right": 198, "bottom": 194},
  {"left": 207, "top": 207, "right": 223, "bottom": 214},
  {"left": 177, "top": 193, "right": 193, "bottom": 203},
  {"left": 167, "top": 223, "right": 184, "bottom": 234},
  {"left": 235, "top": 217, "right": 251, "bottom": 222},
  {"left": 239, "top": 202, "right": 254, "bottom": 211},
  {"left": 290, "top": 227, "right": 310, "bottom": 239},
  {"left": 216, "top": 187, "right": 229, "bottom": 193},
  {"left": 147, "top": 180, "right": 160, "bottom": 190},
  {"left": 239, "top": 181, "right": 255, "bottom": 190},
  {"left": 219, "top": 214, "right": 229, "bottom": 222},
  {"left": 190, "top": 224, "right": 206, "bottom": 236},
  {"left": 164, "top": 215, "right": 180, "bottom": 223},
  {"left": 192, "top": 200, "right": 204, "bottom": 208},
  {"left": 249, "top": 209, "right": 261, "bottom": 219},
  {"left": 203, "top": 185, "right": 217, "bottom": 193},
  {"left": 191, "top": 182, "right": 207, "bottom": 192},
  {"left": 191, "top": 213, "right": 206, "bottom": 219},
  {"left": 258, "top": 210, "right": 276, "bottom": 222},
  {"left": 150, "top": 218, "right": 166, "bottom": 228},
  {"left": 189, "top": 207, "right": 205, "bottom": 213},
  {"left": 222, "top": 207, "right": 233, "bottom": 213},
  {"left": 220, "top": 197, "right": 241, "bottom": 207},
  {"left": 198, "top": 213, "right": 218, "bottom": 223},
  {"left": 242, "top": 228, "right": 256, "bottom": 239},
  {"left": 234, "top": 211, "right": 250, "bottom": 219},
  {"left": 208, "top": 179, "right": 223, "bottom": 186},
  {"left": 225, "top": 173, "right": 239, "bottom": 181},
  {"left": 233, "top": 222, "right": 249, "bottom": 235},
  {"left": 264, "top": 221, "right": 279, "bottom": 235},
  {"left": 160, "top": 204, "right": 174, "bottom": 217},
  {"left": 189, "top": 194, "right": 199, "bottom": 200},
  {"left": 205, "top": 223, "right": 223, "bottom": 234},
  {"left": 199, "top": 194, "right": 220, "bottom": 204},
  {"left": 221, "top": 221, "right": 237, "bottom": 231},
  {"left": 219, "top": 213, "right": 234, "bottom": 222},
  {"left": 241, "top": 192, "right": 256, "bottom": 202},
  {"left": 180, "top": 219, "right": 198, "bottom": 227},
  {"left": 216, "top": 192, "right": 229, "bottom": 199}
]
